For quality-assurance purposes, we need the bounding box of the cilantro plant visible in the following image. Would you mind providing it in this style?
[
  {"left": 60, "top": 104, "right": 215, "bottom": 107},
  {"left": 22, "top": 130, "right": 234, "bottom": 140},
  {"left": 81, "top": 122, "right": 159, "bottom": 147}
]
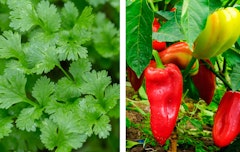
[{"left": 0, "top": 0, "right": 119, "bottom": 152}]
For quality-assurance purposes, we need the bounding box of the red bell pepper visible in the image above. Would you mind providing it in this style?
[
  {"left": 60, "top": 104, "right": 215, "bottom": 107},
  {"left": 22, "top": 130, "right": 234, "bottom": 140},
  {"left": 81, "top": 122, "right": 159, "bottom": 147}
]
[
  {"left": 213, "top": 91, "right": 240, "bottom": 147},
  {"left": 144, "top": 50, "right": 183, "bottom": 145},
  {"left": 192, "top": 60, "right": 216, "bottom": 104},
  {"left": 158, "top": 42, "right": 199, "bottom": 76},
  {"left": 127, "top": 67, "right": 144, "bottom": 91},
  {"left": 152, "top": 18, "right": 166, "bottom": 52}
]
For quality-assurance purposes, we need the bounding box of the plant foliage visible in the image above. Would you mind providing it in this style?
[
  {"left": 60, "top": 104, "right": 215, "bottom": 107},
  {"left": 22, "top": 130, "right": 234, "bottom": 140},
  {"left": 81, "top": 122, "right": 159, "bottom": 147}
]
[{"left": 0, "top": 0, "right": 119, "bottom": 151}]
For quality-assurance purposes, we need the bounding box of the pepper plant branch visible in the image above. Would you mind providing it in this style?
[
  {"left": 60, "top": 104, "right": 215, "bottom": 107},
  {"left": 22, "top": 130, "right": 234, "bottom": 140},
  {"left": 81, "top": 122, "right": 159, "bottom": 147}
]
[
  {"left": 229, "top": 0, "right": 237, "bottom": 7},
  {"left": 152, "top": 50, "right": 164, "bottom": 68},
  {"left": 201, "top": 59, "right": 232, "bottom": 90},
  {"left": 126, "top": 98, "right": 147, "bottom": 116},
  {"left": 183, "top": 57, "right": 197, "bottom": 79},
  {"left": 148, "top": 0, "right": 156, "bottom": 11},
  {"left": 223, "top": 0, "right": 233, "bottom": 7}
]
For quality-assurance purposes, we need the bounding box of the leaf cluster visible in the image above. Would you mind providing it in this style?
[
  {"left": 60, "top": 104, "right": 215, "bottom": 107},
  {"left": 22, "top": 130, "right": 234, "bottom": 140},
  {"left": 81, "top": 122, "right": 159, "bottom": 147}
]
[{"left": 0, "top": 0, "right": 119, "bottom": 151}]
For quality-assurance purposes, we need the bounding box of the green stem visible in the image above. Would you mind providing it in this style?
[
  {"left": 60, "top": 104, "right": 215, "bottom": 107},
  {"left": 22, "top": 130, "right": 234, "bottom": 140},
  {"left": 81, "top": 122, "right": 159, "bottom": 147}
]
[
  {"left": 152, "top": 50, "right": 164, "bottom": 68},
  {"left": 148, "top": 0, "right": 157, "bottom": 11},
  {"left": 24, "top": 98, "right": 39, "bottom": 107},
  {"left": 57, "top": 64, "right": 72, "bottom": 81},
  {"left": 229, "top": 0, "right": 237, "bottom": 7},
  {"left": 126, "top": 98, "right": 147, "bottom": 116},
  {"left": 201, "top": 60, "right": 232, "bottom": 90},
  {"left": 183, "top": 57, "right": 197, "bottom": 78},
  {"left": 223, "top": 0, "right": 233, "bottom": 7}
]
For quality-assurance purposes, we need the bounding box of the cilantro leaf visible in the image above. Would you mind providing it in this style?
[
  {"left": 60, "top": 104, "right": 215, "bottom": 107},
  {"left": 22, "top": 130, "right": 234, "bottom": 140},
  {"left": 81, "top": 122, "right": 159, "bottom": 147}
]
[
  {"left": 16, "top": 107, "right": 43, "bottom": 132},
  {"left": 32, "top": 76, "right": 55, "bottom": 106},
  {"left": 56, "top": 29, "right": 89, "bottom": 61},
  {"left": 25, "top": 41, "right": 60, "bottom": 74},
  {"left": 7, "top": 0, "right": 38, "bottom": 32},
  {"left": 93, "top": 13, "right": 119, "bottom": 58},
  {"left": 0, "top": 31, "right": 24, "bottom": 60},
  {"left": 81, "top": 70, "right": 111, "bottom": 99},
  {"left": 69, "top": 58, "right": 92, "bottom": 81},
  {"left": 79, "top": 96, "right": 112, "bottom": 139},
  {"left": 93, "top": 115, "right": 111, "bottom": 138},
  {"left": 55, "top": 77, "right": 81, "bottom": 101},
  {"left": 0, "top": 128, "right": 44, "bottom": 151},
  {"left": 86, "top": 0, "right": 107, "bottom": 7},
  {"left": 36, "top": 0, "right": 61, "bottom": 32},
  {"left": 40, "top": 116, "right": 88, "bottom": 151},
  {"left": 61, "top": 1, "right": 79, "bottom": 30},
  {"left": 0, "top": 69, "right": 28, "bottom": 109},
  {"left": 0, "top": 110, "right": 13, "bottom": 139},
  {"left": 76, "top": 6, "right": 94, "bottom": 29},
  {"left": 100, "top": 83, "right": 120, "bottom": 113}
]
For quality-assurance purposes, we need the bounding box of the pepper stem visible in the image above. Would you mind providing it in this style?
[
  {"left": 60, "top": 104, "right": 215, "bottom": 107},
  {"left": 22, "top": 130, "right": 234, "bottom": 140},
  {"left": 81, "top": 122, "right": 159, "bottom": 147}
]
[{"left": 152, "top": 50, "right": 164, "bottom": 68}]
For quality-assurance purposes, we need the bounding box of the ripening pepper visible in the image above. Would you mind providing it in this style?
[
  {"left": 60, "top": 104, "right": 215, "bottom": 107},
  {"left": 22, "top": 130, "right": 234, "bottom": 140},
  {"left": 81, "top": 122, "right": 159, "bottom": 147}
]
[
  {"left": 144, "top": 51, "right": 183, "bottom": 145},
  {"left": 213, "top": 91, "right": 240, "bottom": 147},
  {"left": 193, "top": 7, "right": 240, "bottom": 59},
  {"left": 127, "top": 67, "right": 144, "bottom": 91},
  {"left": 192, "top": 60, "right": 216, "bottom": 104},
  {"left": 158, "top": 42, "right": 199, "bottom": 75},
  {"left": 152, "top": 18, "right": 166, "bottom": 51}
]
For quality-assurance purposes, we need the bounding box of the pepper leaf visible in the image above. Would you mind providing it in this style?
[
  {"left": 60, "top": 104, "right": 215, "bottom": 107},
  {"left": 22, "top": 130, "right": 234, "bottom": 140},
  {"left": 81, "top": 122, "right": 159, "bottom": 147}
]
[
  {"left": 230, "top": 63, "right": 240, "bottom": 91},
  {"left": 126, "top": 0, "right": 154, "bottom": 77},
  {"left": 180, "top": 0, "right": 209, "bottom": 48}
]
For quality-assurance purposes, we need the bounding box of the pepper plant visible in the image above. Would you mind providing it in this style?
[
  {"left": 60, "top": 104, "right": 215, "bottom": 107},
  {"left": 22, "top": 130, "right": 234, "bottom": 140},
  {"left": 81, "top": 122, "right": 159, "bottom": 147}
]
[
  {"left": 0, "top": 0, "right": 119, "bottom": 151},
  {"left": 126, "top": 0, "right": 240, "bottom": 151}
]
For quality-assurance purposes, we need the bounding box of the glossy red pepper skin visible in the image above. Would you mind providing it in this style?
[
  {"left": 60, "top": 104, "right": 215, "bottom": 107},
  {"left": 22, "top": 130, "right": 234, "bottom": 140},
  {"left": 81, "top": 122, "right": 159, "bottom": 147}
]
[
  {"left": 213, "top": 91, "right": 240, "bottom": 147},
  {"left": 158, "top": 42, "right": 199, "bottom": 75},
  {"left": 144, "top": 62, "right": 183, "bottom": 145},
  {"left": 192, "top": 60, "right": 216, "bottom": 104},
  {"left": 127, "top": 67, "right": 144, "bottom": 91},
  {"left": 152, "top": 18, "right": 166, "bottom": 52}
]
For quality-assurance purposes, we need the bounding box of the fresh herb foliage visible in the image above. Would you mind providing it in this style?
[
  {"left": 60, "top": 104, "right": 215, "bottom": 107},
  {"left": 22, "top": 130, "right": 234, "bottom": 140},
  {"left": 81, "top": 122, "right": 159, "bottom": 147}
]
[{"left": 0, "top": 0, "right": 119, "bottom": 151}]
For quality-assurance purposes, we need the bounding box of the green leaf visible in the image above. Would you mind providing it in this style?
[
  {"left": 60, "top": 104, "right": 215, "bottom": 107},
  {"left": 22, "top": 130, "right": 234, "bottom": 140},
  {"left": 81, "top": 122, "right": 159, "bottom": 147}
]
[
  {"left": 0, "top": 128, "right": 44, "bottom": 151},
  {"left": 56, "top": 29, "right": 89, "bottom": 61},
  {"left": 36, "top": 0, "right": 61, "bottom": 32},
  {"left": 61, "top": 1, "right": 79, "bottom": 30},
  {"left": 79, "top": 96, "right": 111, "bottom": 138},
  {"left": 32, "top": 76, "right": 55, "bottom": 106},
  {"left": 189, "top": 118, "right": 203, "bottom": 131},
  {"left": 76, "top": 6, "right": 94, "bottom": 29},
  {"left": 7, "top": 0, "right": 38, "bottom": 32},
  {"left": 152, "top": 18, "right": 185, "bottom": 42},
  {"left": 0, "top": 69, "right": 27, "bottom": 109},
  {"left": 69, "top": 58, "right": 92, "bottom": 81},
  {"left": 101, "top": 84, "right": 120, "bottom": 113},
  {"left": 55, "top": 77, "right": 81, "bottom": 101},
  {"left": 223, "top": 49, "right": 240, "bottom": 90},
  {"left": 86, "top": 0, "right": 107, "bottom": 7},
  {"left": 40, "top": 111, "right": 88, "bottom": 151},
  {"left": 230, "top": 63, "right": 240, "bottom": 91},
  {"left": 0, "top": 31, "right": 24, "bottom": 59},
  {"left": 92, "top": 13, "right": 119, "bottom": 58},
  {"left": 126, "top": 0, "right": 154, "bottom": 77},
  {"left": 82, "top": 70, "right": 111, "bottom": 99},
  {"left": 181, "top": 0, "right": 209, "bottom": 48},
  {"left": 93, "top": 115, "right": 111, "bottom": 139},
  {"left": 16, "top": 107, "right": 43, "bottom": 132},
  {"left": 25, "top": 41, "right": 59, "bottom": 74},
  {"left": 0, "top": 110, "right": 13, "bottom": 139}
]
